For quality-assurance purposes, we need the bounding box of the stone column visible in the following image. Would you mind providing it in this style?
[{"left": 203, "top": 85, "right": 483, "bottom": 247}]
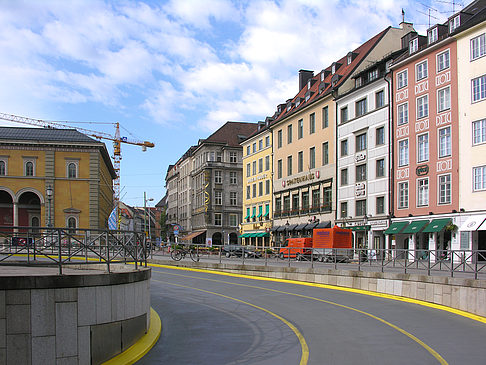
[{"left": 13, "top": 202, "right": 18, "bottom": 232}]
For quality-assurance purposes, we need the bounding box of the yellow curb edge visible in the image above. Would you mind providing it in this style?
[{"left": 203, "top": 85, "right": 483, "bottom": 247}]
[{"left": 103, "top": 307, "right": 161, "bottom": 365}]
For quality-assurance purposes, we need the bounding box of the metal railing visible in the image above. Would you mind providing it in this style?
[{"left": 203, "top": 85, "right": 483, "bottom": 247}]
[
  {"left": 152, "top": 244, "right": 486, "bottom": 279},
  {"left": 0, "top": 226, "right": 148, "bottom": 274}
]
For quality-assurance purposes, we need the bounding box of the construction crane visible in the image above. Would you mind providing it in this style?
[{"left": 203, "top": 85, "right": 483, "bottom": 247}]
[{"left": 0, "top": 112, "right": 155, "bottom": 207}]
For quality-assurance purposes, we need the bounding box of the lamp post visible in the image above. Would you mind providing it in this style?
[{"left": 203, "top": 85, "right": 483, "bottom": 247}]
[
  {"left": 143, "top": 192, "right": 154, "bottom": 242},
  {"left": 46, "top": 185, "right": 53, "bottom": 228}
]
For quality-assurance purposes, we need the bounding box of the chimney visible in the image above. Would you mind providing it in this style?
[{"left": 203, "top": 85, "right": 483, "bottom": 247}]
[{"left": 299, "top": 70, "right": 314, "bottom": 91}]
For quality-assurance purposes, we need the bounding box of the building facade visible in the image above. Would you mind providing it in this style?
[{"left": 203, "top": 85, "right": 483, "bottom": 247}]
[
  {"left": 0, "top": 127, "right": 116, "bottom": 230},
  {"left": 241, "top": 120, "right": 273, "bottom": 247}
]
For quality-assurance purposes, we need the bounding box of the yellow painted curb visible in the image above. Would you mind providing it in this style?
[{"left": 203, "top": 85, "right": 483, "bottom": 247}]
[{"left": 103, "top": 307, "right": 161, "bottom": 365}]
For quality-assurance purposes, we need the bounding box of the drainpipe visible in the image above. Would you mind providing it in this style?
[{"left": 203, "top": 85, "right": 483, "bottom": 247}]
[
  {"left": 385, "top": 71, "right": 393, "bottom": 250},
  {"left": 332, "top": 90, "right": 339, "bottom": 225}
]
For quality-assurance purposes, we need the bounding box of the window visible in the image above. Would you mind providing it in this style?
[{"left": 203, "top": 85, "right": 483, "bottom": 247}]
[
  {"left": 341, "top": 168, "right": 348, "bottom": 186},
  {"left": 215, "top": 213, "right": 222, "bottom": 226},
  {"left": 258, "top": 158, "right": 263, "bottom": 173},
  {"left": 437, "top": 50, "right": 450, "bottom": 72},
  {"left": 258, "top": 140, "right": 263, "bottom": 150},
  {"left": 252, "top": 161, "right": 256, "bottom": 175},
  {"left": 356, "top": 133, "right": 367, "bottom": 152},
  {"left": 416, "top": 60, "right": 428, "bottom": 81},
  {"left": 449, "top": 15, "right": 460, "bottom": 32},
  {"left": 376, "top": 197, "right": 385, "bottom": 214},
  {"left": 409, "top": 38, "right": 419, "bottom": 54},
  {"left": 265, "top": 155, "right": 270, "bottom": 170},
  {"left": 246, "top": 163, "right": 250, "bottom": 177},
  {"left": 309, "top": 113, "right": 316, "bottom": 134},
  {"left": 264, "top": 204, "right": 269, "bottom": 219},
  {"left": 298, "top": 151, "right": 303, "bottom": 172},
  {"left": 369, "top": 68, "right": 378, "bottom": 81},
  {"left": 356, "top": 77, "right": 362, "bottom": 87},
  {"left": 341, "top": 139, "right": 348, "bottom": 156},
  {"left": 428, "top": 27, "right": 438, "bottom": 44},
  {"left": 376, "top": 126, "right": 385, "bottom": 146},
  {"left": 287, "top": 124, "right": 293, "bottom": 144},
  {"left": 309, "top": 147, "right": 315, "bottom": 169},
  {"left": 216, "top": 152, "right": 222, "bottom": 162},
  {"left": 229, "top": 152, "right": 237, "bottom": 163},
  {"left": 230, "top": 172, "right": 237, "bottom": 184},
  {"left": 473, "top": 119, "right": 486, "bottom": 144},
  {"left": 397, "top": 102, "right": 408, "bottom": 125},
  {"left": 230, "top": 192, "right": 237, "bottom": 206},
  {"left": 473, "top": 166, "right": 486, "bottom": 191},
  {"left": 417, "top": 178, "right": 429, "bottom": 206},
  {"left": 67, "top": 162, "right": 77, "bottom": 178},
  {"left": 472, "top": 75, "right": 486, "bottom": 102},
  {"left": 323, "top": 187, "right": 331, "bottom": 211},
  {"left": 322, "top": 106, "right": 329, "bottom": 128},
  {"left": 229, "top": 214, "right": 237, "bottom": 227},
  {"left": 265, "top": 180, "right": 270, "bottom": 195},
  {"left": 298, "top": 119, "right": 303, "bottom": 139},
  {"left": 356, "top": 199, "right": 367, "bottom": 216},
  {"left": 417, "top": 94, "right": 429, "bottom": 119},
  {"left": 322, "top": 142, "right": 329, "bottom": 165},
  {"left": 439, "top": 126, "right": 451, "bottom": 158},
  {"left": 312, "top": 189, "right": 320, "bottom": 210},
  {"left": 301, "top": 191, "right": 309, "bottom": 209},
  {"left": 347, "top": 54, "right": 352, "bottom": 65},
  {"left": 24, "top": 160, "right": 35, "bottom": 176},
  {"left": 265, "top": 136, "right": 270, "bottom": 147},
  {"left": 397, "top": 70, "right": 408, "bottom": 89},
  {"left": 215, "top": 191, "right": 222, "bottom": 205},
  {"left": 340, "top": 107, "right": 348, "bottom": 123},
  {"left": 246, "top": 145, "right": 250, "bottom": 155},
  {"left": 67, "top": 217, "right": 77, "bottom": 234},
  {"left": 376, "top": 159, "right": 385, "bottom": 178},
  {"left": 356, "top": 98, "right": 367, "bottom": 117},
  {"left": 356, "top": 164, "right": 367, "bottom": 182},
  {"left": 398, "top": 181, "right": 409, "bottom": 209},
  {"left": 438, "top": 87, "right": 451, "bottom": 112},
  {"left": 438, "top": 174, "right": 451, "bottom": 204},
  {"left": 275, "top": 197, "right": 281, "bottom": 214},
  {"left": 252, "top": 184, "right": 256, "bottom": 198},
  {"left": 252, "top": 143, "right": 256, "bottom": 153},
  {"left": 259, "top": 181, "right": 263, "bottom": 196},
  {"left": 398, "top": 139, "right": 409, "bottom": 167},
  {"left": 246, "top": 186, "right": 250, "bottom": 199},
  {"left": 341, "top": 202, "right": 348, "bottom": 218},
  {"left": 471, "top": 33, "right": 486, "bottom": 60},
  {"left": 287, "top": 155, "right": 292, "bottom": 176},
  {"left": 417, "top": 133, "right": 429, "bottom": 162},
  {"left": 0, "top": 161, "right": 5, "bottom": 175},
  {"left": 292, "top": 193, "right": 299, "bottom": 211},
  {"left": 277, "top": 159, "right": 282, "bottom": 179},
  {"left": 277, "top": 129, "right": 283, "bottom": 148},
  {"left": 376, "top": 90, "right": 385, "bottom": 108}
]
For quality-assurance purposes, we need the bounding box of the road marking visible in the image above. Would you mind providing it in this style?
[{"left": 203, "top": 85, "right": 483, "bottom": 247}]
[
  {"left": 153, "top": 278, "right": 309, "bottom": 365},
  {"left": 152, "top": 265, "right": 449, "bottom": 365}
]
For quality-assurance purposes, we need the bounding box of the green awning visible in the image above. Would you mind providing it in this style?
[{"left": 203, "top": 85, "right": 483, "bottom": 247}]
[
  {"left": 244, "top": 215, "right": 250, "bottom": 219},
  {"left": 250, "top": 214, "right": 255, "bottom": 219},
  {"left": 256, "top": 213, "right": 262, "bottom": 218},
  {"left": 384, "top": 221, "right": 409, "bottom": 235},
  {"left": 402, "top": 220, "right": 429, "bottom": 234},
  {"left": 423, "top": 218, "right": 451, "bottom": 233},
  {"left": 351, "top": 225, "right": 371, "bottom": 231},
  {"left": 263, "top": 211, "right": 269, "bottom": 217},
  {"left": 239, "top": 233, "right": 249, "bottom": 238}
]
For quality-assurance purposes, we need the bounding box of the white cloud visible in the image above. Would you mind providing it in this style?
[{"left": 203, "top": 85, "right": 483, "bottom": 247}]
[{"left": 166, "top": 0, "right": 239, "bottom": 29}]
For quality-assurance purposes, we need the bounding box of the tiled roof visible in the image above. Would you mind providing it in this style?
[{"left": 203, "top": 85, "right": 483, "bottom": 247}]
[
  {"left": 203, "top": 122, "right": 258, "bottom": 147},
  {"left": 271, "top": 27, "right": 389, "bottom": 125},
  {"left": 0, "top": 126, "right": 99, "bottom": 144}
]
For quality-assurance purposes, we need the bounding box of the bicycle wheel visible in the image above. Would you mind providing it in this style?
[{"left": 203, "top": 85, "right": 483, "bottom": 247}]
[
  {"left": 190, "top": 249, "right": 200, "bottom": 262},
  {"left": 171, "top": 249, "right": 183, "bottom": 261}
]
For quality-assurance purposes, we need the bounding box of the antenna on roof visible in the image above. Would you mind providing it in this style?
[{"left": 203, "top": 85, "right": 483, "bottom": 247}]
[{"left": 402, "top": 8, "right": 405, "bottom": 23}]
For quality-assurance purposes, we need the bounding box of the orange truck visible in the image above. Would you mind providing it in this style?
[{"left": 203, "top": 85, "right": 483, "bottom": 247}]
[{"left": 279, "top": 226, "right": 353, "bottom": 262}]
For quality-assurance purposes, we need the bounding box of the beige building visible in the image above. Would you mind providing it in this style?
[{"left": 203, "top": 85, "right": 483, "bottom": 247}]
[{"left": 241, "top": 120, "right": 273, "bottom": 247}]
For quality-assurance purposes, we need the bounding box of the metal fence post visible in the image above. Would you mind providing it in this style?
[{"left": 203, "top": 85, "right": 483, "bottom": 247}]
[
  {"left": 58, "top": 229, "right": 63, "bottom": 275},
  {"left": 106, "top": 231, "right": 110, "bottom": 273}
]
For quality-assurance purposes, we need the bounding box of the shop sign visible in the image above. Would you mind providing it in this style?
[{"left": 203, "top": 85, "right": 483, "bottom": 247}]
[
  {"left": 286, "top": 172, "right": 316, "bottom": 187},
  {"left": 416, "top": 165, "right": 429, "bottom": 176}
]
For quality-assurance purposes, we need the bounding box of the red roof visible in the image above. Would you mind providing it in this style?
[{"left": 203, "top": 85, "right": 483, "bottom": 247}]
[{"left": 202, "top": 122, "right": 258, "bottom": 147}]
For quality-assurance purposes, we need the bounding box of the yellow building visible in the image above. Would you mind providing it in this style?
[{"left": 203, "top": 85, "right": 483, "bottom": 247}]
[
  {"left": 241, "top": 121, "right": 273, "bottom": 248},
  {"left": 0, "top": 127, "right": 116, "bottom": 230}
]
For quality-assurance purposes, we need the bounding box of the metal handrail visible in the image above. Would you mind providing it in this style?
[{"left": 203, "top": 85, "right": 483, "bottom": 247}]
[{"left": 0, "top": 226, "right": 148, "bottom": 274}]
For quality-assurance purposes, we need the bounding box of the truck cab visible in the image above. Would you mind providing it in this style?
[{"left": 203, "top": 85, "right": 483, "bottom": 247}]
[{"left": 279, "top": 237, "right": 312, "bottom": 259}]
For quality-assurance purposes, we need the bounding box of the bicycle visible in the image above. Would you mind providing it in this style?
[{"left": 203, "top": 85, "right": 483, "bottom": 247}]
[{"left": 170, "top": 245, "right": 200, "bottom": 262}]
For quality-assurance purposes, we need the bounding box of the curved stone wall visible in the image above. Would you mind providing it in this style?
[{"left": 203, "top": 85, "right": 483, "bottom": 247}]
[{"left": 0, "top": 264, "right": 151, "bottom": 365}]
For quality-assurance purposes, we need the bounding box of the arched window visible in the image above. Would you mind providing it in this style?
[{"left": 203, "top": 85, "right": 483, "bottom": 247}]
[
  {"left": 0, "top": 161, "right": 5, "bottom": 175},
  {"left": 67, "top": 217, "right": 77, "bottom": 234},
  {"left": 68, "top": 163, "right": 77, "bottom": 178},
  {"left": 25, "top": 161, "right": 34, "bottom": 176}
]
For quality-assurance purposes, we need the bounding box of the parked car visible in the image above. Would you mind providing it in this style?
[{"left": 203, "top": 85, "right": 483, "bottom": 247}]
[{"left": 221, "top": 245, "right": 261, "bottom": 258}]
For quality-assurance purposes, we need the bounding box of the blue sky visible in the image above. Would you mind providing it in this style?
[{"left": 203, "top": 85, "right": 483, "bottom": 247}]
[{"left": 0, "top": 0, "right": 459, "bottom": 207}]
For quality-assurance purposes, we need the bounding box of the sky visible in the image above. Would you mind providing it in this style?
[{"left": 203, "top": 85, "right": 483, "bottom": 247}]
[{"left": 0, "top": 0, "right": 461, "bottom": 207}]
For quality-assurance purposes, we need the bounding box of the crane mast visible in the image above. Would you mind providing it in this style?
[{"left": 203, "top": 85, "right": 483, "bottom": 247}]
[{"left": 0, "top": 112, "right": 154, "bottom": 209}]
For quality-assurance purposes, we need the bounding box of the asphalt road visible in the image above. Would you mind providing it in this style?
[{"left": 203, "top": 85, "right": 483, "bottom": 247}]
[{"left": 137, "top": 265, "right": 486, "bottom": 365}]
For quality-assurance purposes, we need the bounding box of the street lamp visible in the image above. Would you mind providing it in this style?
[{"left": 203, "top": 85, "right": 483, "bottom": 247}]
[
  {"left": 46, "top": 185, "right": 53, "bottom": 227},
  {"left": 143, "top": 192, "right": 154, "bottom": 242}
]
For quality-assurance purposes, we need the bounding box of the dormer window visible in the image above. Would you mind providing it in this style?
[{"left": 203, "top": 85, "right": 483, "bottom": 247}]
[
  {"left": 321, "top": 72, "right": 325, "bottom": 81},
  {"left": 308, "top": 79, "right": 311, "bottom": 89},
  {"left": 331, "top": 64, "right": 336, "bottom": 74},
  {"left": 449, "top": 15, "right": 460, "bottom": 32},
  {"left": 287, "top": 103, "right": 292, "bottom": 112},
  {"left": 368, "top": 69, "right": 378, "bottom": 82},
  {"left": 355, "top": 77, "right": 362, "bottom": 88},
  {"left": 409, "top": 38, "right": 419, "bottom": 54},
  {"left": 347, "top": 55, "right": 352, "bottom": 65},
  {"left": 428, "top": 27, "right": 438, "bottom": 44}
]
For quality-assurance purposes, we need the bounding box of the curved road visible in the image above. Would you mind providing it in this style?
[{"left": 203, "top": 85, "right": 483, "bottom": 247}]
[{"left": 138, "top": 265, "right": 486, "bottom": 365}]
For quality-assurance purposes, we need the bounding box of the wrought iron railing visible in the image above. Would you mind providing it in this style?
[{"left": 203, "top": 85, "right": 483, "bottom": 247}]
[{"left": 0, "top": 226, "right": 148, "bottom": 274}]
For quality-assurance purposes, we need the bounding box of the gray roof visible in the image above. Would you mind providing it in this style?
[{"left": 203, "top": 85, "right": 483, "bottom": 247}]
[{"left": 0, "top": 127, "right": 99, "bottom": 144}]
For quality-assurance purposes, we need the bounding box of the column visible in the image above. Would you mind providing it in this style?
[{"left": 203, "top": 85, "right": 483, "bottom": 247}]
[
  {"left": 429, "top": 232, "right": 436, "bottom": 263},
  {"left": 13, "top": 202, "right": 18, "bottom": 232},
  {"left": 408, "top": 234, "right": 415, "bottom": 261}
]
